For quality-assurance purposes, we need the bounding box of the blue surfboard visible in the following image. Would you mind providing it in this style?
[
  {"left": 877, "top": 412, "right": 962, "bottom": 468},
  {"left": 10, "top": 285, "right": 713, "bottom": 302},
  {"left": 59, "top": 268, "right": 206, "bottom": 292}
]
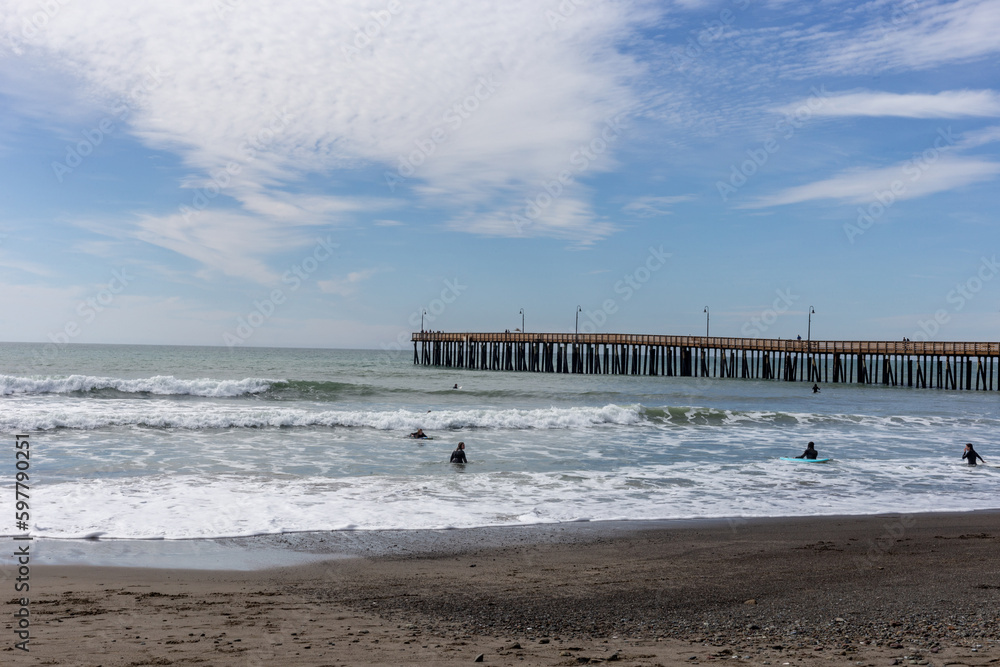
[{"left": 780, "top": 457, "right": 831, "bottom": 463}]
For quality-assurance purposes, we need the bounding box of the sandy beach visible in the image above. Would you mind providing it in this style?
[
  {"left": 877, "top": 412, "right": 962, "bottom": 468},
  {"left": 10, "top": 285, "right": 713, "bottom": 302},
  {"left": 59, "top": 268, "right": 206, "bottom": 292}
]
[{"left": 7, "top": 512, "right": 999, "bottom": 666}]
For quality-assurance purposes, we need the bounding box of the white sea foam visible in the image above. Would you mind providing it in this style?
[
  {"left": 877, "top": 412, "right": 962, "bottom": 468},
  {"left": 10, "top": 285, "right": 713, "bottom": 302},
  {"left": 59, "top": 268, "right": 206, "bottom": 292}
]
[
  {"left": 0, "top": 374, "right": 277, "bottom": 397},
  {"left": 18, "top": 460, "right": 999, "bottom": 539},
  {"left": 0, "top": 402, "right": 645, "bottom": 431}
]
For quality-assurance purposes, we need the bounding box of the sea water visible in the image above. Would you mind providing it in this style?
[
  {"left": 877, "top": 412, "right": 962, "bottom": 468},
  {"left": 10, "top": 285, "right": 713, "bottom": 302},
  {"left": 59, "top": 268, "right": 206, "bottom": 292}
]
[{"left": 1, "top": 343, "right": 997, "bottom": 540}]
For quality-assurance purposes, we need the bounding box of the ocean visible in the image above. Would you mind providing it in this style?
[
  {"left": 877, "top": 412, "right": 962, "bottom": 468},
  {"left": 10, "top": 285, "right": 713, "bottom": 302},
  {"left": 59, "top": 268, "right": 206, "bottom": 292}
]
[{"left": 1, "top": 342, "right": 997, "bottom": 541}]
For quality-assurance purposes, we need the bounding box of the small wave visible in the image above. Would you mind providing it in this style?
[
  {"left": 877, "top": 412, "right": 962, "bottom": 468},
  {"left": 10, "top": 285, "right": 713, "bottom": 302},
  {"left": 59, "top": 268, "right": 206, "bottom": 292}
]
[
  {"left": 641, "top": 405, "right": 805, "bottom": 426},
  {"left": 640, "top": 405, "right": 972, "bottom": 429},
  {"left": 0, "top": 374, "right": 277, "bottom": 397}
]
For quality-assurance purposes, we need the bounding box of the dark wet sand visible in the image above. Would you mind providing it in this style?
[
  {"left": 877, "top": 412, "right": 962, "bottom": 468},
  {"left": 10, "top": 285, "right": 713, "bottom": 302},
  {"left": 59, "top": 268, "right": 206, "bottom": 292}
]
[{"left": 8, "top": 512, "right": 1000, "bottom": 666}]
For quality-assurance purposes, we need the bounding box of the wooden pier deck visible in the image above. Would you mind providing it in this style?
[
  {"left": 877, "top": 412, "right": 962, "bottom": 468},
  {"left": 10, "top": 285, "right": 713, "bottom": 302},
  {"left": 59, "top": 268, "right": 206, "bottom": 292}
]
[{"left": 412, "top": 332, "right": 1000, "bottom": 390}]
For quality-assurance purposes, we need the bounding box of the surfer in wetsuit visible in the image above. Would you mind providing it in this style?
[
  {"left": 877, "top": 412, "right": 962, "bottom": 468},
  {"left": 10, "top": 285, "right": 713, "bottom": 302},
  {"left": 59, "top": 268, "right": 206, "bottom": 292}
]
[
  {"left": 450, "top": 442, "right": 467, "bottom": 463},
  {"left": 812, "top": 383, "right": 820, "bottom": 393},
  {"left": 795, "top": 441, "right": 818, "bottom": 460},
  {"left": 410, "top": 428, "right": 428, "bottom": 439},
  {"left": 962, "top": 443, "right": 985, "bottom": 466}
]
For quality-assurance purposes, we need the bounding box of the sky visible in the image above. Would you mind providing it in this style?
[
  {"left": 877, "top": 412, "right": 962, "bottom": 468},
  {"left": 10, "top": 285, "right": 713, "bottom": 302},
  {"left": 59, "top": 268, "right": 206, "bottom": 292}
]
[{"left": 1, "top": 0, "right": 999, "bottom": 350}]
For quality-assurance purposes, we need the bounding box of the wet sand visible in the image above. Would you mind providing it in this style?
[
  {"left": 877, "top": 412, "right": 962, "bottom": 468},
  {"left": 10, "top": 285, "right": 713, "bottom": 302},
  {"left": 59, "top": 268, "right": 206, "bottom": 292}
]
[{"left": 7, "top": 512, "right": 1000, "bottom": 666}]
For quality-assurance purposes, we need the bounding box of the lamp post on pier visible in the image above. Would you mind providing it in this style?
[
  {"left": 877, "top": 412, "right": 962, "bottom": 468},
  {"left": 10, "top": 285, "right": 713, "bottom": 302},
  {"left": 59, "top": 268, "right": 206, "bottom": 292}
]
[
  {"left": 420, "top": 309, "right": 426, "bottom": 332},
  {"left": 704, "top": 306, "right": 710, "bottom": 338},
  {"left": 574, "top": 306, "right": 582, "bottom": 373},
  {"left": 519, "top": 308, "right": 524, "bottom": 333},
  {"left": 807, "top": 306, "right": 816, "bottom": 382}
]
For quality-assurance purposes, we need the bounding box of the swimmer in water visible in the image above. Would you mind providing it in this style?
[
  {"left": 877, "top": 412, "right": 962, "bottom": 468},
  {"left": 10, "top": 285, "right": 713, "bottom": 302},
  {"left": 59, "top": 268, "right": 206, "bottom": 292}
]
[
  {"left": 962, "top": 443, "right": 985, "bottom": 466},
  {"left": 795, "top": 441, "right": 818, "bottom": 460}
]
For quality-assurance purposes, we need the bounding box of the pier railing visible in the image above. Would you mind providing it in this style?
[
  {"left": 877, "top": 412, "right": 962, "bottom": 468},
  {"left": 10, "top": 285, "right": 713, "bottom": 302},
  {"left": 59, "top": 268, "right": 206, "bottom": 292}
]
[
  {"left": 411, "top": 332, "right": 1000, "bottom": 390},
  {"left": 412, "top": 332, "right": 997, "bottom": 356}
]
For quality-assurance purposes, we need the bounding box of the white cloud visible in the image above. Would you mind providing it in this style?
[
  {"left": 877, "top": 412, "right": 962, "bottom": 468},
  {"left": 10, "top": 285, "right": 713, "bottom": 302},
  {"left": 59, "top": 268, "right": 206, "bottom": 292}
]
[
  {"left": 450, "top": 196, "right": 616, "bottom": 247},
  {"left": 622, "top": 195, "right": 694, "bottom": 216},
  {"left": 816, "top": 0, "right": 1000, "bottom": 73},
  {"left": 958, "top": 125, "right": 1000, "bottom": 149},
  {"left": 0, "top": 0, "right": 645, "bottom": 255},
  {"left": 775, "top": 90, "right": 1000, "bottom": 119},
  {"left": 130, "top": 210, "right": 325, "bottom": 283},
  {"left": 318, "top": 268, "right": 381, "bottom": 297},
  {"left": 0, "top": 252, "right": 54, "bottom": 278},
  {"left": 743, "top": 156, "right": 1000, "bottom": 208}
]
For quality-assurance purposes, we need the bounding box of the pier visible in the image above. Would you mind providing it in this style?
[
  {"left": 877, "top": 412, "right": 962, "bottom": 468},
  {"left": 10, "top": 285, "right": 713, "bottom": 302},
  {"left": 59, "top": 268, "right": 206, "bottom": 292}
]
[{"left": 412, "top": 332, "right": 1000, "bottom": 390}]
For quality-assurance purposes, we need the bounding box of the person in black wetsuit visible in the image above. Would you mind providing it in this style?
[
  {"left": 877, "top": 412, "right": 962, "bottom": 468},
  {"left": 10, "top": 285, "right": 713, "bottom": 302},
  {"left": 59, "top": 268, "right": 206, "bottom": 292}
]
[
  {"left": 795, "top": 441, "right": 818, "bottom": 459},
  {"left": 812, "top": 383, "right": 820, "bottom": 393},
  {"left": 962, "top": 443, "right": 985, "bottom": 466},
  {"left": 450, "top": 442, "right": 467, "bottom": 463}
]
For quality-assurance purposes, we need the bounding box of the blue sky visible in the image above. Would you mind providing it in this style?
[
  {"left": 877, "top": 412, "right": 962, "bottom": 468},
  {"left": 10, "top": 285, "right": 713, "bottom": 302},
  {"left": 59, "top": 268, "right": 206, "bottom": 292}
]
[{"left": 1, "top": 0, "right": 999, "bottom": 349}]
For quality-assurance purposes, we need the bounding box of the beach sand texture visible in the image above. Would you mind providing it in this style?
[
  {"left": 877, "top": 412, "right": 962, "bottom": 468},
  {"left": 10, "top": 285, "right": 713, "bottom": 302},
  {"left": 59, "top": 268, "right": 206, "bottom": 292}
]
[{"left": 5, "top": 512, "right": 999, "bottom": 666}]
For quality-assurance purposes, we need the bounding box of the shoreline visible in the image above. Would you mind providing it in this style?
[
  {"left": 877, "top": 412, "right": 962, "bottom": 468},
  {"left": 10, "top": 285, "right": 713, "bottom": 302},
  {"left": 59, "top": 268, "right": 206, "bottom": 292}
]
[
  {"left": 22, "top": 508, "right": 1000, "bottom": 569},
  {"left": 13, "top": 511, "right": 1000, "bottom": 665}
]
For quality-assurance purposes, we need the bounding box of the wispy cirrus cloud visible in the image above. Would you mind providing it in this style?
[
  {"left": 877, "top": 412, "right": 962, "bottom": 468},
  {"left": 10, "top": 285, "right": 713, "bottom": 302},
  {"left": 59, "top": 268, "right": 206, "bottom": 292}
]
[
  {"left": 958, "top": 125, "right": 1000, "bottom": 149},
  {"left": 318, "top": 268, "right": 381, "bottom": 298},
  {"left": 742, "top": 156, "right": 1000, "bottom": 209},
  {"left": 622, "top": 195, "right": 695, "bottom": 217},
  {"left": 811, "top": 0, "right": 1000, "bottom": 74},
  {"left": 131, "top": 211, "right": 304, "bottom": 283},
  {"left": 774, "top": 90, "right": 1000, "bottom": 119},
  {"left": 451, "top": 195, "right": 616, "bottom": 247}
]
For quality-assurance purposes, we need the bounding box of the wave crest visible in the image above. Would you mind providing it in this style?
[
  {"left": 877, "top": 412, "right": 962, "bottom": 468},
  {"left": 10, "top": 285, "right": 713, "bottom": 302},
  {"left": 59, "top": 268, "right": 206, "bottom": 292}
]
[{"left": 0, "top": 374, "right": 277, "bottom": 397}]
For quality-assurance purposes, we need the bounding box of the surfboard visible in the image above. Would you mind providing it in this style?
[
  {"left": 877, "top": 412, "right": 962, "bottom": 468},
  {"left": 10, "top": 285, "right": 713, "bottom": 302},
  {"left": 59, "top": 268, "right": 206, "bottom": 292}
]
[{"left": 780, "top": 457, "right": 831, "bottom": 463}]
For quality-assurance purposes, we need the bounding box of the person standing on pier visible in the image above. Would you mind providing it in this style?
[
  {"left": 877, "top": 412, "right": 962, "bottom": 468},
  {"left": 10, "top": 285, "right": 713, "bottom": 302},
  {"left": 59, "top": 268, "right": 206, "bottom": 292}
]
[{"left": 962, "top": 443, "right": 985, "bottom": 466}]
